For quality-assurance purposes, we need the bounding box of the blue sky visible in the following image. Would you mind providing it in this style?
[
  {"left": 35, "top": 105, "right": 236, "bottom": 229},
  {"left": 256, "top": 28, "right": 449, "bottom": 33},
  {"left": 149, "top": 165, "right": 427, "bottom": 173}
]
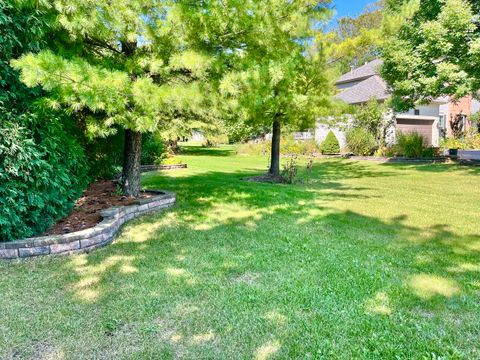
[{"left": 331, "top": 0, "right": 374, "bottom": 21}]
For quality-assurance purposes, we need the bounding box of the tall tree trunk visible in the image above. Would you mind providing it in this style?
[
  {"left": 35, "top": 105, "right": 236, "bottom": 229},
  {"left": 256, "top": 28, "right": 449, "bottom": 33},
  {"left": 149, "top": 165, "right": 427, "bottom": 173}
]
[
  {"left": 269, "top": 119, "right": 281, "bottom": 177},
  {"left": 119, "top": 40, "right": 141, "bottom": 197},
  {"left": 122, "top": 129, "right": 142, "bottom": 197}
]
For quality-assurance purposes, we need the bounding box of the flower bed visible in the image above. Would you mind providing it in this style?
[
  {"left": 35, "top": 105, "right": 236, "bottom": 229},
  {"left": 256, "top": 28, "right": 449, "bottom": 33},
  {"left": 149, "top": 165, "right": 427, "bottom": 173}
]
[{"left": 0, "top": 190, "right": 175, "bottom": 260}]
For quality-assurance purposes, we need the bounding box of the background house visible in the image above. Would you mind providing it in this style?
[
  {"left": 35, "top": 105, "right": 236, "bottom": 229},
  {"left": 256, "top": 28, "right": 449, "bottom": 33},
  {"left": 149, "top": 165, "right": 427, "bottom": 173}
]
[{"left": 316, "top": 59, "right": 480, "bottom": 148}]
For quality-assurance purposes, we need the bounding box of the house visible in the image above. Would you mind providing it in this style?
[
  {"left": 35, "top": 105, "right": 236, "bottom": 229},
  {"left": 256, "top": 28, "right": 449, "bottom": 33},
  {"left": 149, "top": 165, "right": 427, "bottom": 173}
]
[{"left": 316, "top": 59, "right": 480, "bottom": 148}]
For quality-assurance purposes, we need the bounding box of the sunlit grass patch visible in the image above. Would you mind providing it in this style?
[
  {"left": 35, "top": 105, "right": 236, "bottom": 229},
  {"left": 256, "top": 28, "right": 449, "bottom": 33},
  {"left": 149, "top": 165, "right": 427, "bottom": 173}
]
[{"left": 1, "top": 144, "right": 479, "bottom": 359}]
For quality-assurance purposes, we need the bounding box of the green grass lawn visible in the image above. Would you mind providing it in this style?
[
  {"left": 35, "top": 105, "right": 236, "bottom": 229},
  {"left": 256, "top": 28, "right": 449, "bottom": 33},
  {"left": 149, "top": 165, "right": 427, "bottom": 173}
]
[{"left": 1, "top": 144, "right": 480, "bottom": 359}]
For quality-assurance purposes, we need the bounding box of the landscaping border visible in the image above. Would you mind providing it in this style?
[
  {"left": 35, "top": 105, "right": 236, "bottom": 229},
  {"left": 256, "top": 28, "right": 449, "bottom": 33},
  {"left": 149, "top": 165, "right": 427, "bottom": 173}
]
[
  {"left": 0, "top": 190, "right": 176, "bottom": 260},
  {"left": 140, "top": 164, "right": 187, "bottom": 172}
]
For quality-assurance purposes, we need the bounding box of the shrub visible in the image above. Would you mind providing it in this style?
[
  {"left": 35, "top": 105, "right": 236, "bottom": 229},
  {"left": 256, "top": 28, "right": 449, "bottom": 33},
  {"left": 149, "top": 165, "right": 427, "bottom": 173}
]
[
  {"left": 0, "top": 110, "right": 90, "bottom": 241},
  {"left": 396, "top": 131, "right": 426, "bottom": 158},
  {"left": 441, "top": 129, "right": 480, "bottom": 150},
  {"left": 282, "top": 137, "right": 320, "bottom": 156},
  {"left": 421, "top": 147, "right": 440, "bottom": 158},
  {"left": 281, "top": 156, "right": 299, "bottom": 184},
  {"left": 345, "top": 127, "right": 377, "bottom": 156},
  {"left": 320, "top": 131, "right": 340, "bottom": 154},
  {"left": 82, "top": 128, "right": 124, "bottom": 179},
  {"left": 203, "top": 134, "right": 229, "bottom": 148},
  {"left": 236, "top": 141, "right": 270, "bottom": 156},
  {"left": 237, "top": 137, "right": 320, "bottom": 157},
  {"left": 353, "top": 99, "right": 388, "bottom": 144},
  {"left": 374, "top": 146, "right": 399, "bottom": 158},
  {"left": 142, "top": 131, "right": 166, "bottom": 165}
]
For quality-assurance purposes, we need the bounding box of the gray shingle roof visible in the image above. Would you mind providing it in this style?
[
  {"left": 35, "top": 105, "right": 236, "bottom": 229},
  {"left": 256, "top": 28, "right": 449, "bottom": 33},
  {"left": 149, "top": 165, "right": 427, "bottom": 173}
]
[
  {"left": 336, "top": 59, "right": 384, "bottom": 85},
  {"left": 334, "top": 75, "right": 389, "bottom": 105}
]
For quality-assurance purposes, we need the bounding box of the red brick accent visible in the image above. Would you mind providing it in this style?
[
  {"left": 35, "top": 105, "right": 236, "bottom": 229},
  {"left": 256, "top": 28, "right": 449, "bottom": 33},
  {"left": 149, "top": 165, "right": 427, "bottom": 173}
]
[{"left": 447, "top": 95, "right": 473, "bottom": 137}]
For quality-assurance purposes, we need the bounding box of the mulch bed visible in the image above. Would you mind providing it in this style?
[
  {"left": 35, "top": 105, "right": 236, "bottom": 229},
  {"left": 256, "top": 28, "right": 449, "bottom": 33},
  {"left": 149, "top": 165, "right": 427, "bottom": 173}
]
[
  {"left": 243, "top": 174, "right": 285, "bottom": 184},
  {"left": 43, "top": 180, "right": 153, "bottom": 236}
]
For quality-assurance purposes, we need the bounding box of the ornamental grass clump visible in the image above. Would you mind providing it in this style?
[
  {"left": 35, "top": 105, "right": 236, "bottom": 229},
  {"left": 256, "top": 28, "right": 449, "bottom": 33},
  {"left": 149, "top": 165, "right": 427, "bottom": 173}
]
[{"left": 397, "top": 131, "right": 426, "bottom": 158}]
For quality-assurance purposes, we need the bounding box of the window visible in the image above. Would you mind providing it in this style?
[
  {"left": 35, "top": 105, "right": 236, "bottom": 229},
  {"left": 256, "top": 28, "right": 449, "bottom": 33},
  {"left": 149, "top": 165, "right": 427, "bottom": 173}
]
[
  {"left": 439, "top": 114, "right": 446, "bottom": 129},
  {"left": 414, "top": 109, "right": 420, "bottom": 115}
]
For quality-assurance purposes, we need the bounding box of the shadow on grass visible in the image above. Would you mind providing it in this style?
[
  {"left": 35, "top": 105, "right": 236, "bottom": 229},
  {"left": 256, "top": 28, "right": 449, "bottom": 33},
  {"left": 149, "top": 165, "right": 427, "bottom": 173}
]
[
  {"left": 54, "top": 194, "right": 480, "bottom": 357},
  {"left": 380, "top": 161, "right": 480, "bottom": 175},
  {"left": 2, "top": 156, "right": 479, "bottom": 358}
]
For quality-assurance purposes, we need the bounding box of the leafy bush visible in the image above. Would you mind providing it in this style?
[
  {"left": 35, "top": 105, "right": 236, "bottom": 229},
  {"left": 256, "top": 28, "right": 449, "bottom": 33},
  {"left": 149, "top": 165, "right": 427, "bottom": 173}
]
[
  {"left": 320, "top": 131, "right": 340, "bottom": 154},
  {"left": 282, "top": 138, "right": 320, "bottom": 156},
  {"left": 353, "top": 99, "right": 388, "bottom": 145},
  {"left": 396, "top": 131, "right": 426, "bottom": 158},
  {"left": 237, "top": 137, "right": 320, "bottom": 157},
  {"left": 440, "top": 129, "right": 480, "bottom": 150},
  {"left": 203, "top": 134, "right": 229, "bottom": 148},
  {"left": 0, "top": 110, "right": 90, "bottom": 241},
  {"left": 374, "top": 146, "right": 399, "bottom": 157},
  {"left": 345, "top": 127, "right": 377, "bottom": 156},
  {"left": 421, "top": 147, "right": 440, "bottom": 158},
  {"left": 236, "top": 141, "right": 270, "bottom": 156},
  {"left": 142, "top": 131, "right": 166, "bottom": 165},
  {"left": 81, "top": 128, "right": 124, "bottom": 179}
]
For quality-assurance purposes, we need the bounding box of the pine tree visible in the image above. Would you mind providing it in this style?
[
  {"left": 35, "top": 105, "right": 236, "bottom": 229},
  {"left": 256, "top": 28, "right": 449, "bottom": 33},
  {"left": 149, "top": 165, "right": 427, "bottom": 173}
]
[
  {"left": 320, "top": 131, "right": 340, "bottom": 154},
  {"left": 12, "top": 0, "right": 216, "bottom": 196},
  {"left": 191, "top": 0, "right": 333, "bottom": 177}
]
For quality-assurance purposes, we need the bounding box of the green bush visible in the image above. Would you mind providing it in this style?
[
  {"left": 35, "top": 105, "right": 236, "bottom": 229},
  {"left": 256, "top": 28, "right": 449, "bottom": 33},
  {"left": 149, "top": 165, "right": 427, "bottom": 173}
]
[
  {"left": 236, "top": 141, "right": 270, "bottom": 156},
  {"left": 0, "top": 110, "right": 90, "bottom": 241},
  {"left": 345, "top": 127, "right": 377, "bottom": 156},
  {"left": 82, "top": 128, "right": 124, "bottom": 179},
  {"left": 237, "top": 137, "right": 320, "bottom": 157},
  {"left": 281, "top": 137, "right": 320, "bottom": 156},
  {"left": 142, "top": 131, "right": 166, "bottom": 165},
  {"left": 320, "top": 131, "right": 340, "bottom": 154},
  {"left": 440, "top": 129, "right": 480, "bottom": 150},
  {"left": 374, "top": 146, "right": 399, "bottom": 157},
  {"left": 396, "top": 131, "right": 426, "bottom": 158}
]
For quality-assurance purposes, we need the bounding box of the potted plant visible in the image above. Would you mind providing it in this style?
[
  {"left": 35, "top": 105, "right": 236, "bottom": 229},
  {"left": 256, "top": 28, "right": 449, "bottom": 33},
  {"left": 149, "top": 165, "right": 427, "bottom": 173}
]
[{"left": 441, "top": 137, "right": 463, "bottom": 157}]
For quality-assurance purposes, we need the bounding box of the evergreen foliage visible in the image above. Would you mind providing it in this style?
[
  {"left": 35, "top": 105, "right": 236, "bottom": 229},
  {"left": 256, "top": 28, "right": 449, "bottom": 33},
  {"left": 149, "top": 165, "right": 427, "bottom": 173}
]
[
  {"left": 12, "top": 0, "right": 219, "bottom": 196},
  {"left": 0, "top": 109, "right": 89, "bottom": 241},
  {"left": 0, "top": 1, "right": 90, "bottom": 240},
  {"left": 320, "top": 131, "right": 340, "bottom": 154},
  {"left": 200, "top": 0, "right": 334, "bottom": 176}
]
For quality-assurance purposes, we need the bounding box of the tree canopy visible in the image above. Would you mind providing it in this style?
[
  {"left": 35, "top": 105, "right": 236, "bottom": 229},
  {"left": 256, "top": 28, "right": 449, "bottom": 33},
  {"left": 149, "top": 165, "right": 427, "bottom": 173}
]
[
  {"left": 382, "top": 0, "right": 480, "bottom": 111},
  {"left": 12, "top": 0, "right": 218, "bottom": 195},
  {"left": 325, "top": 1, "right": 385, "bottom": 73},
  {"left": 202, "top": 0, "right": 333, "bottom": 176}
]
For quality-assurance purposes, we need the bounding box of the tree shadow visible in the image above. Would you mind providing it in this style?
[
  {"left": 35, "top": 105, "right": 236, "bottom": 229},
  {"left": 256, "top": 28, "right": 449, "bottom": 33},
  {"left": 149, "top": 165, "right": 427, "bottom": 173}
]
[
  {"left": 51, "top": 200, "right": 480, "bottom": 358},
  {"left": 381, "top": 161, "right": 480, "bottom": 175},
  {"left": 1, "top": 158, "right": 479, "bottom": 358}
]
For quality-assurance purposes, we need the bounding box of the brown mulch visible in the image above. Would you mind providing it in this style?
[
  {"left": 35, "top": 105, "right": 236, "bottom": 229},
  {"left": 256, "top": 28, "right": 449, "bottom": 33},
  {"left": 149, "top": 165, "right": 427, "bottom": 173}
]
[
  {"left": 42, "top": 180, "right": 154, "bottom": 236},
  {"left": 242, "top": 174, "right": 285, "bottom": 184}
]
